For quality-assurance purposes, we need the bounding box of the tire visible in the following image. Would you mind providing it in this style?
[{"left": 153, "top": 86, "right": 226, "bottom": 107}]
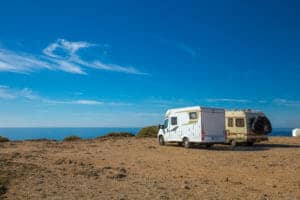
[
  {"left": 251, "top": 116, "right": 272, "bottom": 134},
  {"left": 247, "top": 141, "right": 254, "bottom": 146},
  {"left": 183, "top": 138, "right": 191, "bottom": 148},
  {"left": 158, "top": 136, "right": 165, "bottom": 146},
  {"left": 205, "top": 144, "right": 213, "bottom": 148},
  {"left": 231, "top": 140, "right": 237, "bottom": 148}
]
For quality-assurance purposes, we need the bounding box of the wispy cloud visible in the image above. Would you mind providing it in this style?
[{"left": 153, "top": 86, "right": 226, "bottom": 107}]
[
  {"left": 92, "top": 61, "right": 146, "bottom": 75},
  {"left": 0, "top": 85, "right": 17, "bottom": 99},
  {"left": 160, "top": 38, "right": 198, "bottom": 57},
  {"left": 0, "top": 85, "right": 127, "bottom": 106},
  {"left": 0, "top": 38, "right": 146, "bottom": 75},
  {"left": 44, "top": 39, "right": 146, "bottom": 75},
  {"left": 206, "top": 98, "right": 300, "bottom": 107},
  {"left": 0, "top": 49, "right": 53, "bottom": 74},
  {"left": 144, "top": 98, "right": 189, "bottom": 107},
  {"left": 0, "top": 85, "right": 40, "bottom": 100},
  {"left": 206, "top": 98, "right": 250, "bottom": 103},
  {"left": 177, "top": 42, "right": 197, "bottom": 57},
  {"left": 273, "top": 99, "right": 300, "bottom": 107},
  {"left": 44, "top": 99, "right": 103, "bottom": 105},
  {"left": 43, "top": 39, "right": 93, "bottom": 58},
  {"left": 257, "top": 100, "right": 267, "bottom": 104}
]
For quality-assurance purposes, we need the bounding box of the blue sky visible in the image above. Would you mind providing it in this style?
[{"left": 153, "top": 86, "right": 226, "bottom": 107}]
[{"left": 0, "top": 0, "right": 299, "bottom": 127}]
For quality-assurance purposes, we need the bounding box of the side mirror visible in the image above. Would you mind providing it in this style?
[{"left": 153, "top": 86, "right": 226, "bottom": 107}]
[{"left": 158, "top": 124, "right": 165, "bottom": 129}]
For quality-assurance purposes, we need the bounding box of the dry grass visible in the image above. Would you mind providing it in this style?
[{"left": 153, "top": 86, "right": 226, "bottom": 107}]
[
  {"left": 63, "top": 135, "right": 82, "bottom": 141},
  {"left": 97, "top": 132, "right": 134, "bottom": 139},
  {"left": 0, "top": 136, "right": 9, "bottom": 143}
]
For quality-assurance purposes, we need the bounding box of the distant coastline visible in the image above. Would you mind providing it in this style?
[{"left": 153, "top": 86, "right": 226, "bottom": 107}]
[
  {"left": 0, "top": 127, "right": 294, "bottom": 141},
  {"left": 0, "top": 127, "right": 141, "bottom": 141}
]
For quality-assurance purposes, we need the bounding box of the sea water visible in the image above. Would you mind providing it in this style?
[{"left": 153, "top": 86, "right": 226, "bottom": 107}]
[{"left": 0, "top": 127, "right": 141, "bottom": 141}]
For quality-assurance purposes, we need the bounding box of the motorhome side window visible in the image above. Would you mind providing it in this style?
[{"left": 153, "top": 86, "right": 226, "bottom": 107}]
[
  {"left": 189, "top": 112, "right": 197, "bottom": 120},
  {"left": 171, "top": 117, "right": 177, "bottom": 125},
  {"left": 236, "top": 118, "right": 245, "bottom": 127},
  {"left": 228, "top": 118, "right": 233, "bottom": 127}
]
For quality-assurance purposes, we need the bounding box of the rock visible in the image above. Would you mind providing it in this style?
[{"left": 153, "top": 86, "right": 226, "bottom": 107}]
[
  {"left": 111, "top": 173, "right": 126, "bottom": 179},
  {"left": 119, "top": 167, "right": 127, "bottom": 174},
  {"left": 261, "top": 194, "right": 268, "bottom": 200},
  {"left": 54, "top": 159, "right": 65, "bottom": 165},
  {"left": 159, "top": 195, "right": 169, "bottom": 200},
  {"left": 183, "top": 185, "right": 190, "bottom": 189}
]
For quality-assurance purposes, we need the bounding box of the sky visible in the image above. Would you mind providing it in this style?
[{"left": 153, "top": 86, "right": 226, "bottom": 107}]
[{"left": 0, "top": 0, "right": 299, "bottom": 128}]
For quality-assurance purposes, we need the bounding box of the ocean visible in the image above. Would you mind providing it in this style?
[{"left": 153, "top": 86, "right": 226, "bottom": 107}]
[
  {"left": 0, "top": 127, "right": 141, "bottom": 141},
  {"left": 0, "top": 127, "right": 294, "bottom": 141},
  {"left": 269, "top": 128, "right": 294, "bottom": 137}
]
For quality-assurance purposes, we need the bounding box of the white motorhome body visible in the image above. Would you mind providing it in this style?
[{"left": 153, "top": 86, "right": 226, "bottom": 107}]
[{"left": 158, "top": 106, "right": 226, "bottom": 147}]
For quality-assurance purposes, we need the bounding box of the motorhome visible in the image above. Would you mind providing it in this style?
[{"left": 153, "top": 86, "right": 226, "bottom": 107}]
[
  {"left": 157, "top": 106, "right": 226, "bottom": 148},
  {"left": 225, "top": 110, "right": 272, "bottom": 146}
]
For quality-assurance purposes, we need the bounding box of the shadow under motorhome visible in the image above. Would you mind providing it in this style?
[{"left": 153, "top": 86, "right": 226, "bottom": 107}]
[{"left": 157, "top": 106, "right": 226, "bottom": 148}]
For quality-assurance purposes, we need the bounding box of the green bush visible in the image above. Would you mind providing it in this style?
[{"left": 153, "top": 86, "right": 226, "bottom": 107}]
[
  {"left": 136, "top": 126, "right": 159, "bottom": 138},
  {"left": 0, "top": 136, "right": 9, "bottom": 143},
  {"left": 63, "top": 135, "right": 81, "bottom": 142},
  {"left": 97, "top": 132, "right": 134, "bottom": 139},
  {"left": 26, "top": 138, "right": 56, "bottom": 142}
]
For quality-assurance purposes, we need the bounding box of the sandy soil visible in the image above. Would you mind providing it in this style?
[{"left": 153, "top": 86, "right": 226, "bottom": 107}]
[{"left": 0, "top": 137, "right": 299, "bottom": 200}]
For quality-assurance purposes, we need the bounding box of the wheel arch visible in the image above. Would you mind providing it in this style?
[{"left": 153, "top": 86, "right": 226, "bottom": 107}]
[{"left": 181, "top": 135, "right": 189, "bottom": 142}]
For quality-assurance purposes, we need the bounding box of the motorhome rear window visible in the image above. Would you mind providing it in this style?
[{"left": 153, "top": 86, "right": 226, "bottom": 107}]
[
  {"left": 228, "top": 118, "right": 233, "bottom": 127},
  {"left": 236, "top": 118, "right": 245, "bottom": 127},
  {"left": 171, "top": 117, "right": 177, "bottom": 125},
  {"left": 189, "top": 112, "right": 197, "bottom": 120}
]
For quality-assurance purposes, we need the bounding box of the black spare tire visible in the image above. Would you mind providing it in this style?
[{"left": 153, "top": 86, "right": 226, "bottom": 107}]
[{"left": 251, "top": 116, "right": 272, "bottom": 134}]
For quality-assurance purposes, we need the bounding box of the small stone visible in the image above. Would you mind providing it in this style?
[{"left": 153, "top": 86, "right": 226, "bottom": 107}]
[{"left": 183, "top": 185, "right": 190, "bottom": 189}]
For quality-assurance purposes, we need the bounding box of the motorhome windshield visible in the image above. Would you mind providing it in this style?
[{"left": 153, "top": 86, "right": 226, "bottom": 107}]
[{"left": 164, "top": 119, "right": 169, "bottom": 129}]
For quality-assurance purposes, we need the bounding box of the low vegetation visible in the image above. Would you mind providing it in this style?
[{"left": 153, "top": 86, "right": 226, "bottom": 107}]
[
  {"left": 26, "top": 138, "right": 56, "bottom": 142},
  {"left": 63, "top": 135, "right": 82, "bottom": 141},
  {"left": 97, "top": 132, "right": 135, "bottom": 139},
  {"left": 0, "top": 176, "right": 8, "bottom": 199},
  {"left": 0, "top": 136, "right": 9, "bottom": 143},
  {"left": 0, "top": 159, "right": 9, "bottom": 200},
  {"left": 136, "top": 126, "right": 158, "bottom": 138}
]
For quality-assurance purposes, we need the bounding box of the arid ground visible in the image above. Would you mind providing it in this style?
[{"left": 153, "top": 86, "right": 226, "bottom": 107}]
[{"left": 0, "top": 137, "right": 299, "bottom": 200}]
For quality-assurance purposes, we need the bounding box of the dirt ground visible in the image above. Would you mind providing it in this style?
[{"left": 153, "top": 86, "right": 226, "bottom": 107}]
[{"left": 0, "top": 137, "right": 299, "bottom": 200}]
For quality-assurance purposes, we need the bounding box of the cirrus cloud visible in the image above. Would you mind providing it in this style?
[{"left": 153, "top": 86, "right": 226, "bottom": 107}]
[
  {"left": 273, "top": 99, "right": 300, "bottom": 107},
  {"left": 0, "top": 39, "right": 146, "bottom": 75},
  {"left": 206, "top": 98, "right": 250, "bottom": 103},
  {"left": 43, "top": 39, "right": 93, "bottom": 58},
  {"left": 0, "top": 85, "right": 126, "bottom": 106},
  {"left": 0, "top": 85, "right": 39, "bottom": 100}
]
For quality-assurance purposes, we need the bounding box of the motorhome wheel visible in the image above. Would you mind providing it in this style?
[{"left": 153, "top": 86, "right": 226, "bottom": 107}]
[
  {"left": 231, "top": 140, "right": 237, "bottom": 147},
  {"left": 183, "top": 138, "right": 191, "bottom": 148},
  {"left": 247, "top": 141, "right": 254, "bottom": 146},
  {"left": 159, "top": 136, "right": 165, "bottom": 146}
]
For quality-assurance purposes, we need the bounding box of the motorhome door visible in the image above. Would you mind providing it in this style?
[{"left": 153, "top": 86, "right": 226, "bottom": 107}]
[{"left": 169, "top": 116, "right": 180, "bottom": 141}]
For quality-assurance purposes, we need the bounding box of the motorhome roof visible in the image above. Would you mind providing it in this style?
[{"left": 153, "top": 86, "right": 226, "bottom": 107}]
[
  {"left": 225, "top": 110, "right": 265, "bottom": 117},
  {"left": 226, "top": 108, "right": 261, "bottom": 112},
  {"left": 166, "top": 106, "right": 224, "bottom": 116},
  {"left": 226, "top": 109, "right": 263, "bottom": 114}
]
